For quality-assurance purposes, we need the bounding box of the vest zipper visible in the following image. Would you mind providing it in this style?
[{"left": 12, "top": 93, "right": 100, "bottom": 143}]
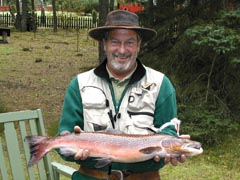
[{"left": 127, "top": 111, "right": 154, "bottom": 118}]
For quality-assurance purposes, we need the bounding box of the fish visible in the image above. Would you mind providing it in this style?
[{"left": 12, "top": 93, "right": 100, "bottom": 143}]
[{"left": 25, "top": 131, "right": 203, "bottom": 168}]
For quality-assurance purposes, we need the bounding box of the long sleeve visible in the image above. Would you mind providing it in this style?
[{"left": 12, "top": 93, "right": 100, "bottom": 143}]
[
  {"left": 154, "top": 76, "right": 178, "bottom": 136},
  {"left": 58, "top": 76, "right": 84, "bottom": 134}
]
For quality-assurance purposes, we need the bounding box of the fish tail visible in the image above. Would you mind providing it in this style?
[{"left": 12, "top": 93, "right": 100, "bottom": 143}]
[{"left": 25, "top": 135, "right": 50, "bottom": 167}]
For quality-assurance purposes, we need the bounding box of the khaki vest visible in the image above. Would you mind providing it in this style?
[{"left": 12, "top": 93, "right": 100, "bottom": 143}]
[{"left": 77, "top": 66, "right": 164, "bottom": 134}]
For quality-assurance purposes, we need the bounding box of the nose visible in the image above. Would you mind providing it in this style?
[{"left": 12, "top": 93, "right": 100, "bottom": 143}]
[{"left": 118, "top": 42, "right": 127, "bottom": 54}]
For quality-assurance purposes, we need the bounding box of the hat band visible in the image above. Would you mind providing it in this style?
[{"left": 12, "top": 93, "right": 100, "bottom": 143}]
[{"left": 106, "top": 19, "right": 139, "bottom": 26}]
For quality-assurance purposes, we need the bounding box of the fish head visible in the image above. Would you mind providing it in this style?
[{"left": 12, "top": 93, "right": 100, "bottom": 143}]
[
  {"left": 181, "top": 139, "right": 203, "bottom": 156},
  {"left": 175, "top": 138, "right": 203, "bottom": 156},
  {"left": 162, "top": 138, "right": 203, "bottom": 157}
]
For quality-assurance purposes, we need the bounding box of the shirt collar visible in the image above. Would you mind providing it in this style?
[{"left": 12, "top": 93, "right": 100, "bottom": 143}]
[{"left": 106, "top": 64, "right": 137, "bottom": 84}]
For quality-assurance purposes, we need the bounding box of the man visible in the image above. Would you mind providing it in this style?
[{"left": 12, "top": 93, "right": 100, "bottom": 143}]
[{"left": 58, "top": 10, "right": 187, "bottom": 180}]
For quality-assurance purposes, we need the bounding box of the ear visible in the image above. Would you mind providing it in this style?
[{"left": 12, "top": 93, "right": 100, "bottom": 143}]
[
  {"left": 137, "top": 39, "right": 142, "bottom": 52},
  {"left": 103, "top": 39, "right": 107, "bottom": 51}
]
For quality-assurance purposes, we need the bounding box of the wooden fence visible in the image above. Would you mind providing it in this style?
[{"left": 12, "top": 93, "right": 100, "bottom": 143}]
[{"left": 0, "top": 13, "right": 98, "bottom": 29}]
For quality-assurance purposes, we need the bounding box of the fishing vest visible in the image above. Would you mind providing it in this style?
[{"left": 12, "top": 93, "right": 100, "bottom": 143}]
[{"left": 77, "top": 66, "right": 164, "bottom": 135}]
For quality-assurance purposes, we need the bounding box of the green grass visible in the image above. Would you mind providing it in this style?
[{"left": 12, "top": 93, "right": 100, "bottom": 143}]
[
  {"left": 161, "top": 130, "right": 240, "bottom": 180},
  {"left": 161, "top": 155, "right": 239, "bottom": 180}
]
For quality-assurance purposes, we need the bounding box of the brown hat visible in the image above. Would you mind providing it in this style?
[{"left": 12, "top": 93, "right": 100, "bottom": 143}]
[{"left": 88, "top": 10, "right": 157, "bottom": 42}]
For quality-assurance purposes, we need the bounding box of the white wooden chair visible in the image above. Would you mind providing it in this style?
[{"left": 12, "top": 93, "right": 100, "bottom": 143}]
[{"left": 0, "top": 109, "right": 76, "bottom": 180}]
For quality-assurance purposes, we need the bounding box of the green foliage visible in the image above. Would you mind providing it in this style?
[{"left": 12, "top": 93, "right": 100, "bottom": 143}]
[
  {"left": 185, "top": 24, "right": 240, "bottom": 56},
  {"left": 178, "top": 104, "right": 239, "bottom": 145},
  {"left": 142, "top": 7, "right": 240, "bottom": 146},
  {"left": 57, "top": 0, "right": 99, "bottom": 13},
  {"left": 231, "top": 57, "right": 240, "bottom": 64},
  {"left": 92, "top": 9, "right": 97, "bottom": 24},
  {"left": 82, "top": 0, "right": 99, "bottom": 13},
  {"left": 173, "top": 22, "right": 240, "bottom": 145},
  {"left": 217, "top": 8, "right": 240, "bottom": 29},
  {"left": 184, "top": 24, "right": 240, "bottom": 102}
]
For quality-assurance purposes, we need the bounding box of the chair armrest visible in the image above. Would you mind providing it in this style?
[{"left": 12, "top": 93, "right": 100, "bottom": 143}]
[{"left": 51, "top": 162, "right": 77, "bottom": 179}]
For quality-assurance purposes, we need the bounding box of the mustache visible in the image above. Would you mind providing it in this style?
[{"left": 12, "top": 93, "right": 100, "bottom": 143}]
[{"left": 114, "top": 53, "right": 131, "bottom": 58}]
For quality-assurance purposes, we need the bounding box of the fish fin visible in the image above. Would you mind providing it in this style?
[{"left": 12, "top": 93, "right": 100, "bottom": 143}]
[
  {"left": 59, "top": 147, "right": 77, "bottom": 157},
  {"left": 139, "top": 146, "right": 162, "bottom": 154},
  {"left": 24, "top": 135, "right": 49, "bottom": 167},
  {"left": 94, "top": 157, "right": 112, "bottom": 168}
]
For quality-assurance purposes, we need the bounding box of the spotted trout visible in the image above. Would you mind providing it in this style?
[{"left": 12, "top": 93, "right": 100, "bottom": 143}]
[{"left": 25, "top": 131, "right": 203, "bottom": 167}]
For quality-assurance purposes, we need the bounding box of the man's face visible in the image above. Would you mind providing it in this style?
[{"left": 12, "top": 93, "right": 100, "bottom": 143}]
[{"left": 103, "top": 29, "right": 141, "bottom": 78}]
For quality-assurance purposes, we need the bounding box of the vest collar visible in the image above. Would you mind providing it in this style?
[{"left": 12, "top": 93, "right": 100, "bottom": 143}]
[{"left": 94, "top": 58, "right": 146, "bottom": 84}]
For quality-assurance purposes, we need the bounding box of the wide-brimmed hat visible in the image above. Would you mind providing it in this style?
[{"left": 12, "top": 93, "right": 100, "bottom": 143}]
[{"left": 89, "top": 10, "right": 157, "bottom": 42}]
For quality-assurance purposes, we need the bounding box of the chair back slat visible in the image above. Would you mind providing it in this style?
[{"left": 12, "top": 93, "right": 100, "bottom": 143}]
[
  {"left": 19, "top": 120, "right": 36, "bottom": 180},
  {"left": 29, "top": 118, "right": 48, "bottom": 180},
  {"left": 36, "top": 109, "right": 55, "bottom": 179},
  {"left": 0, "top": 110, "right": 39, "bottom": 123},
  {"left": 0, "top": 137, "right": 9, "bottom": 180},
  {"left": 4, "top": 122, "right": 26, "bottom": 179}
]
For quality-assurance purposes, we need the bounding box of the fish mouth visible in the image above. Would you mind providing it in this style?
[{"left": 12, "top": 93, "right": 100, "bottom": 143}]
[
  {"left": 183, "top": 143, "right": 203, "bottom": 154},
  {"left": 187, "top": 143, "right": 202, "bottom": 150}
]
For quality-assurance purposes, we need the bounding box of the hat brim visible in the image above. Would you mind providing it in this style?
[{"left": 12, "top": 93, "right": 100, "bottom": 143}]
[{"left": 89, "top": 26, "right": 157, "bottom": 42}]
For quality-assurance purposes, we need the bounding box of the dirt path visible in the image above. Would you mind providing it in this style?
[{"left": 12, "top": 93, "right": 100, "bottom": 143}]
[{"left": 0, "top": 29, "right": 98, "bottom": 134}]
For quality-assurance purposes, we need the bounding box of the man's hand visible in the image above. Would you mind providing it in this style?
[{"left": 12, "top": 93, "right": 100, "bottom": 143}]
[
  {"left": 162, "top": 154, "right": 186, "bottom": 166},
  {"left": 154, "top": 134, "right": 190, "bottom": 166},
  {"left": 60, "top": 126, "right": 90, "bottom": 160}
]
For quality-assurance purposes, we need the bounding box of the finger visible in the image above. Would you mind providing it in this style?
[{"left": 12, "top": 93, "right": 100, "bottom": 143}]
[
  {"left": 179, "top": 134, "right": 190, "bottom": 139},
  {"left": 154, "top": 156, "right": 161, "bottom": 162},
  {"left": 74, "top": 126, "right": 81, "bottom": 133},
  {"left": 170, "top": 158, "right": 178, "bottom": 166},
  {"left": 81, "top": 149, "right": 90, "bottom": 160},
  {"left": 164, "top": 154, "right": 171, "bottom": 164},
  {"left": 74, "top": 149, "right": 84, "bottom": 160},
  {"left": 178, "top": 154, "right": 186, "bottom": 163}
]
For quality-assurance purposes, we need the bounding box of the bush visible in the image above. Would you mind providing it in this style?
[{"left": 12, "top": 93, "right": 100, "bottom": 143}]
[
  {"left": 142, "top": 9, "right": 240, "bottom": 146},
  {"left": 178, "top": 104, "right": 239, "bottom": 146}
]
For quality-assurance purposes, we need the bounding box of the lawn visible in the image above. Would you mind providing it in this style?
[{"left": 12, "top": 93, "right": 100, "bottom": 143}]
[
  {"left": 0, "top": 28, "right": 98, "bottom": 131},
  {"left": 0, "top": 29, "right": 239, "bottom": 180},
  {"left": 161, "top": 140, "right": 240, "bottom": 180}
]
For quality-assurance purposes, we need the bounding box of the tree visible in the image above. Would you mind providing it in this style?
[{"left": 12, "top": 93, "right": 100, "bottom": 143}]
[
  {"left": 30, "top": 0, "right": 36, "bottom": 32},
  {"left": 14, "top": 0, "right": 33, "bottom": 31},
  {"left": 145, "top": 0, "right": 155, "bottom": 26},
  {"left": 15, "top": 0, "right": 22, "bottom": 29},
  {"left": 39, "top": 0, "right": 46, "bottom": 26},
  {"left": 7, "top": 0, "right": 16, "bottom": 26},
  {"left": 98, "top": 0, "right": 109, "bottom": 63},
  {"left": 52, "top": 0, "right": 57, "bottom": 32},
  {"left": 185, "top": 24, "right": 240, "bottom": 102},
  {"left": 109, "top": 0, "right": 114, "bottom": 11},
  {"left": 21, "top": 0, "right": 28, "bottom": 31}
]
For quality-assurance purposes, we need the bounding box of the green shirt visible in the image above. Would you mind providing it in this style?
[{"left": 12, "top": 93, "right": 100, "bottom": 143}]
[
  {"left": 107, "top": 64, "right": 136, "bottom": 103},
  {"left": 58, "top": 59, "right": 178, "bottom": 179}
]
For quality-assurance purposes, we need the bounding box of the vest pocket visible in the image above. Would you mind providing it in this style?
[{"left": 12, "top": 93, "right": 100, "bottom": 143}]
[
  {"left": 125, "top": 86, "right": 156, "bottom": 134},
  {"left": 127, "top": 111, "right": 155, "bottom": 134},
  {"left": 84, "top": 109, "right": 112, "bottom": 131},
  {"left": 81, "top": 86, "right": 112, "bottom": 131}
]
